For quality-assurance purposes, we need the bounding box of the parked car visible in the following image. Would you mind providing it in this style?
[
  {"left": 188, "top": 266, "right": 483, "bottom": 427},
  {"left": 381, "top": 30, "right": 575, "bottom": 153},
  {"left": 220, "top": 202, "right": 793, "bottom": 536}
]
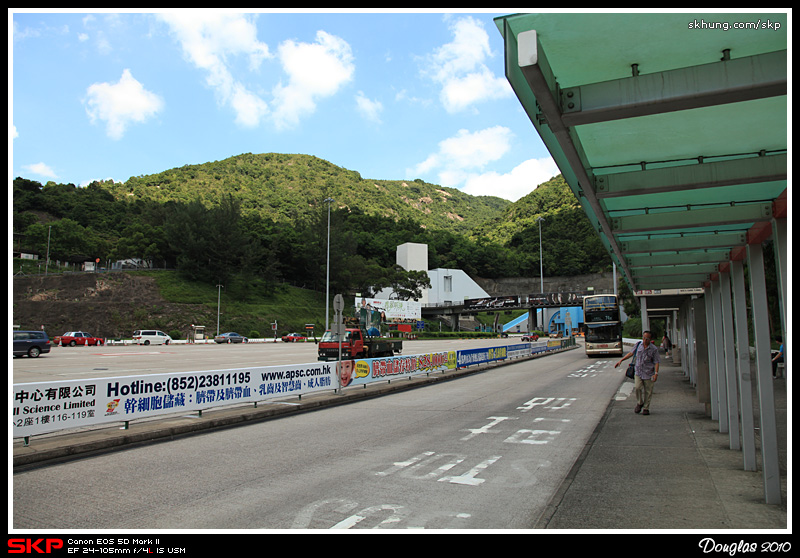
[
  {"left": 214, "top": 332, "right": 248, "bottom": 344},
  {"left": 281, "top": 332, "right": 306, "bottom": 342},
  {"left": 13, "top": 330, "right": 52, "bottom": 358},
  {"left": 133, "top": 330, "right": 172, "bottom": 345},
  {"left": 60, "top": 331, "right": 105, "bottom": 347}
]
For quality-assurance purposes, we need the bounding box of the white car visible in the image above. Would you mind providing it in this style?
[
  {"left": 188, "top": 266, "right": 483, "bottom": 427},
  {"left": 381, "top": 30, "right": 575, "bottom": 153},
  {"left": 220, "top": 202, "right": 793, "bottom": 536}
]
[{"left": 133, "top": 330, "right": 172, "bottom": 345}]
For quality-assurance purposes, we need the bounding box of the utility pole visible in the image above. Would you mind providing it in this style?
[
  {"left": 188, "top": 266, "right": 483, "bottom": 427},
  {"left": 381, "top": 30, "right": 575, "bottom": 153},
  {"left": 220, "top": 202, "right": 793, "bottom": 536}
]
[
  {"left": 216, "top": 284, "right": 223, "bottom": 336},
  {"left": 324, "top": 198, "right": 334, "bottom": 330}
]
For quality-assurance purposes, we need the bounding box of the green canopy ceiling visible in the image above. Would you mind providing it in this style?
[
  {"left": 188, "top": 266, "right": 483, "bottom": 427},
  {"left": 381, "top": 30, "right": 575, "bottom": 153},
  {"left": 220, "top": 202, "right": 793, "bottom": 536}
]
[{"left": 495, "top": 13, "right": 788, "bottom": 298}]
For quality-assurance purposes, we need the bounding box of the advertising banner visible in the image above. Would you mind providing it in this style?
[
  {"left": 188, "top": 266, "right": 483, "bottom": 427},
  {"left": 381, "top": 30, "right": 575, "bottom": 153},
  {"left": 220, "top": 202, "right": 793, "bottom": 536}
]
[
  {"left": 12, "top": 342, "right": 573, "bottom": 440},
  {"left": 506, "top": 343, "right": 532, "bottom": 359},
  {"left": 12, "top": 362, "right": 338, "bottom": 438},
  {"left": 340, "top": 350, "right": 457, "bottom": 388},
  {"left": 456, "top": 346, "right": 508, "bottom": 368},
  {"left": 355, "top": 297, "right": 422, "bottom": 321},
  {"left": 463, "top": 296, "right": 520, "bottom": 311},
  {"left": 528, "top": 291, "right": 589, "bottom": 307}
]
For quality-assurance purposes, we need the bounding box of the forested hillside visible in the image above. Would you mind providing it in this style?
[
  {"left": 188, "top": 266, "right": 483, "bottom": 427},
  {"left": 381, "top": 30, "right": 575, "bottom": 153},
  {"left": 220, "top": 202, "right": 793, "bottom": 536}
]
[
  {"left": 13, "top": 153, "right": 612, "bottom": 298},
  {"left": 102, "top": 153, "right": 509, "bottom": 234},
  {"left": 472, "top": 175, "right": 611, "bottom": 277}
]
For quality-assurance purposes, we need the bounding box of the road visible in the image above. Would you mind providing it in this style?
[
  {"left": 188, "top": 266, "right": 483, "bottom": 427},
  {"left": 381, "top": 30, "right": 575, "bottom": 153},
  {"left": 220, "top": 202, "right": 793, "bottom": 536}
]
[{"left": 12, "top": 338, "right": 626, "bottom": 530}]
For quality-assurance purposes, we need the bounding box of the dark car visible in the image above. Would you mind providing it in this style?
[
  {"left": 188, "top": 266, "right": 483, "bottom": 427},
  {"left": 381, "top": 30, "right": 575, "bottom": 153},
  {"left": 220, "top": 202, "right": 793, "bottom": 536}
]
[
  {"left": 13, "top": 330, "right": 52, "bottom": 358},
  {"left": 214, "top": 332, "right": 248, "bottom": 344}
]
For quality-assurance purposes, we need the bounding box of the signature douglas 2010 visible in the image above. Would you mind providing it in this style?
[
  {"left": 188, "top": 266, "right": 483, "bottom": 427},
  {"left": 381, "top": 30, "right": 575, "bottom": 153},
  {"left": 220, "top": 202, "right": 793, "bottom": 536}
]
[{"left": 698, "top": 538, "right": 791, "bottom": 556}]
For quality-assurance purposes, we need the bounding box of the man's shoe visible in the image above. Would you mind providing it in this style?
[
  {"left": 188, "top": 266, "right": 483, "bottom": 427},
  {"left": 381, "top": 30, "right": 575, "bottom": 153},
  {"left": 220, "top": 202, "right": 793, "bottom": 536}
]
[
  {"left": 642, "top": 409, "right": 650, "bottom": 415},
  {"left": 635, "top": 404, "right": 642, "bottom": 414}
]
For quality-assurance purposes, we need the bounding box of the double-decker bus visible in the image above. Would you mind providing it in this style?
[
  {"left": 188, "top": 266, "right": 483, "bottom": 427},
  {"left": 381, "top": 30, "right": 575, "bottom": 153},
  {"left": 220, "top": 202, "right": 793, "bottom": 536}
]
[{"left": 583, "top": 294, "right": 623, "bottom": 356}]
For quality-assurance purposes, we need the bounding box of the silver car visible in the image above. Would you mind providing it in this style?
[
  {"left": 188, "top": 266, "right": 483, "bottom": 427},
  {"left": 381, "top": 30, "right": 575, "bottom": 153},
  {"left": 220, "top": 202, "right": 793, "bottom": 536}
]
[{"left": 214, "top": 332, "right": 248, "bottom": 344}]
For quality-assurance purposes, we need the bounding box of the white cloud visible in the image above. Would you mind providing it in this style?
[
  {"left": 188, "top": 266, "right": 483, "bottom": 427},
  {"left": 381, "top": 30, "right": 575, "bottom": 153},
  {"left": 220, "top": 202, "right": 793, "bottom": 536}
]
[
  {"left": 12, "top": 19, "right": 41, "bottom": 42},
  {"left": 84, "top": 69, "right": 164, "bottom": 139},
  {"left": 440, "top": 67, "right": 510, "bottom": 114},
  {"left": 158, "top": 12, "right": 270, "bottom": 127},
  {"left": 158, "top": 12, "right": 270, "bottom": 71},
  {"left": 461, "top": 157, "right": 560, "bottom": 202},
  {"left": 79, "top": 14, "right": 117, "bottom": 55},
  {"left": 409, "top": 126, "right": 558, "bottom": 201},
  {"left": 422, "top": 16, "right": 511, "bottom": 113},
  {"left": 355, "top": 91, "right": 383, "bottom": 124},
  {"left": 271, "top": 30, "right": 354, "bottom": 129},
  {"left": 22, "top": 162, "right": 58, "bottom": 179},
  {"left": 158, "top": 15, "right": 354, "bottom": 130},
  {"left": 410, "top": 126, "right": 513, "bottom": 185}
]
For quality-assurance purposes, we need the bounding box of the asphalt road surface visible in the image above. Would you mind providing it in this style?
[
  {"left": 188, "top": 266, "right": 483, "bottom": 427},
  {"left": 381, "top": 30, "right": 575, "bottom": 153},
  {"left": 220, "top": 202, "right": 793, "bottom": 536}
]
[{"left": 12, "top": 338, "right": 626, "bottom": 530}]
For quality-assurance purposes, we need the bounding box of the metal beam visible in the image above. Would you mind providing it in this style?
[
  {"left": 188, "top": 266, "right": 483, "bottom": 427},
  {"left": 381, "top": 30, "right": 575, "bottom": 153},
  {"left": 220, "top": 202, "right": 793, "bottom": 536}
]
[
  {"left": 730, "top": 259, "right": 757, "bottom": 471},
  {"left": 612, "top": 203, "right": 772, "bottom": 234},
  {"left": 621, "top": 232, "right": 746, "bottom": 254},
  {"left": 746, "top": 242, "right": 782, "bottom": 505},
  {"left": 632, "top": 263, "right": 720, "bottom": 277},
  {"left": 719, "top": 271, "right": 741, "bottom": 449},
  {"left": 595, "top": 153, "right": 787, "bottom": 199},
  {"left": 635, "top": 274, "right": 712, "bottom": 288},
  {"left": 560, "top": 50, "right": 787, "bottom": 127},
  {"left": 626, "top": 251, "right": 732, "bottom": 267},
  {"left": 513, "top": 29, "right": 635, "bottom": 290}
]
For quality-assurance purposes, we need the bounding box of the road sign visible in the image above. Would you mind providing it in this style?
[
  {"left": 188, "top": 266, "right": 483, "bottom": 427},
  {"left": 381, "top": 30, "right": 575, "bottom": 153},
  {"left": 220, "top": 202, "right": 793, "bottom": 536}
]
[{"left": 333, "top": 294, "right": 344, "bottom": 313}]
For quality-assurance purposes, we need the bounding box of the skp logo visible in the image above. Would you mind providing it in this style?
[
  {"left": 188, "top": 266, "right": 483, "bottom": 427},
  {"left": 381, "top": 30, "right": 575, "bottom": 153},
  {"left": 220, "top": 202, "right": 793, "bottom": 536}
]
[{"left": 8, "top": 539, "right": 64, "bottom": 554}]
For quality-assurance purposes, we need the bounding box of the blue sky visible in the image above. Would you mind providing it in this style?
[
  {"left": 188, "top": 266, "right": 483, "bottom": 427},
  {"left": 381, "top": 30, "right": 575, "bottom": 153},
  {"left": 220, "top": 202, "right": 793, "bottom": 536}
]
[{"left": 10, "top": 10, "right": 559, "bottom": 202}]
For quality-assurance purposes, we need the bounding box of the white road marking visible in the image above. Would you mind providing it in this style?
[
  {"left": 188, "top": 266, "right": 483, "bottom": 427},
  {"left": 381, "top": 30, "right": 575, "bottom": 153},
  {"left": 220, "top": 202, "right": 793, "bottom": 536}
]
[
  {"left": 517, "top": 397, "right": 577, "bottom": 412},
  {"left": 615, "top": 381, "right": 635, "bottom": 400},
  {"left": 461, "top": 416, "right": 517, "bottom": 441},
  {"left": 439, "top": 455, "right": 501, "bottom": 486}
]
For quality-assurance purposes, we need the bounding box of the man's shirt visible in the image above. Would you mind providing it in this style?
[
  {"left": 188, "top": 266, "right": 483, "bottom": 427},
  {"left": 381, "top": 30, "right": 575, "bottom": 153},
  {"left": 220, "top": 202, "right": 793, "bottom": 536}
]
[{"left": 635, "top": 341, "right": 660, "bottom": 380}]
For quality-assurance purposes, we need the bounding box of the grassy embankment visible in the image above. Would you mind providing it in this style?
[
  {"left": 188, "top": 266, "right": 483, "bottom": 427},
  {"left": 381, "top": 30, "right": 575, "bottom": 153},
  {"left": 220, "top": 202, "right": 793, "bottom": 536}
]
[{"left": 145, "top": 270, "right": 518, "bottom": 340}]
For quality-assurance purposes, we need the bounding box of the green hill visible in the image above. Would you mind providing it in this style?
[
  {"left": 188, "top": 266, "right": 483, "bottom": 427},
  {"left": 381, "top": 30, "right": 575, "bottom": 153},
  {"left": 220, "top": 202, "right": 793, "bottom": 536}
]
[
  {"left": 13, "top": 153, "right": 616, "bottom": 337},
  {"left": 471, "top": 175, "right": 611, "bottom": 276},
  {"left": 101, "top": 152, "right": 510, "bottom": 234},
  {"left": 13, "top": 153, "right": 612, "bottom": 295}
]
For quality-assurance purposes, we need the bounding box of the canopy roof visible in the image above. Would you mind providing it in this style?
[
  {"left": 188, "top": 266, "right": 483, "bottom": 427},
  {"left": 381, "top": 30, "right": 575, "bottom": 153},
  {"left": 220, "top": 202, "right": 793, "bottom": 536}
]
[{"left": 495, "top": 13, "right": 788, "bottom": 307}]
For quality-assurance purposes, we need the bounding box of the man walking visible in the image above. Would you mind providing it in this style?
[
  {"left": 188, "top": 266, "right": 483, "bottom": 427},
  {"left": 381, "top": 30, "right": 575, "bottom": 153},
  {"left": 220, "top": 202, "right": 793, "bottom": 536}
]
[{"left": 615, "top": 331, "right": 660, "bottom": 415}]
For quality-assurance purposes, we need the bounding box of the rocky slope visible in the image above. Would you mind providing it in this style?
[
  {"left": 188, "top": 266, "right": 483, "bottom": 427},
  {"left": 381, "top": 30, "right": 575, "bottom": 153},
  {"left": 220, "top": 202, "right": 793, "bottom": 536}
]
[{"left": 12, "top": 273, "right": 213, "bottom": 340}]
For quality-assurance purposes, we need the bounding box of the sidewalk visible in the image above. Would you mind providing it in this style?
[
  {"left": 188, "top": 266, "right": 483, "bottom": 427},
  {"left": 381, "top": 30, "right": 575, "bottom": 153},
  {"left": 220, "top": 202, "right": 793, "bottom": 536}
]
[{"left": 536, "top": 357, "right": 788, "bottom": 530}]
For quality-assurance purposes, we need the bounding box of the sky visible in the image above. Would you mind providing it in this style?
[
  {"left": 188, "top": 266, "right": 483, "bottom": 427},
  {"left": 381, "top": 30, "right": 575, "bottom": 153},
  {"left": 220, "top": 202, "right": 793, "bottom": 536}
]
[{"left": 10, "top": 9, "right": 560, "bottom": 203}]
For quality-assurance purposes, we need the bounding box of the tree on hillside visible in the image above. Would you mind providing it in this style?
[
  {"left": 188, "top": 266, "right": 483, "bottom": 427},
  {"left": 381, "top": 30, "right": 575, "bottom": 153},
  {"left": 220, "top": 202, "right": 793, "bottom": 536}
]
[
  {"left": 110, "top": 222, "right": 170, "bottom": 267},
  {"left": 388, "top": 267, "right": 431, "bottom": 300},
  {"left": 165, "top": 195, "right": 265, "bottom": 287}
]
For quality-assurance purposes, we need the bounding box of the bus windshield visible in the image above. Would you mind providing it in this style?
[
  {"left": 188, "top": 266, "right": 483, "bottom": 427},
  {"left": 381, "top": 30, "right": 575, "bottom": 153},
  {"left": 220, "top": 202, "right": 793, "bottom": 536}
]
[{"left": 586, "top": 323, "right": 621, "bottom": 343}]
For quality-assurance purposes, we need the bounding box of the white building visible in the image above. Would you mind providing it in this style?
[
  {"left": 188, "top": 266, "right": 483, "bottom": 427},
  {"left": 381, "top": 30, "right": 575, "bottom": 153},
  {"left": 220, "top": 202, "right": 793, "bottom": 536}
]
[{"left": 377, "top": 242, "right": 489, "bottom": 305}]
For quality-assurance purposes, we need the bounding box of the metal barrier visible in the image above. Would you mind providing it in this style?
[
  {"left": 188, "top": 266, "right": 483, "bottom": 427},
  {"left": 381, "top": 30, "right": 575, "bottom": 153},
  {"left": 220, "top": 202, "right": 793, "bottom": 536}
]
[{"left": 12, "top": 338, "right": 577, "bottom": 443}]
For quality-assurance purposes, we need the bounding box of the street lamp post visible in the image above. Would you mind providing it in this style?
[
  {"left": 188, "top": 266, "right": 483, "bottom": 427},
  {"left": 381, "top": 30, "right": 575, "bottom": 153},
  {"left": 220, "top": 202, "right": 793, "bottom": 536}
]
[
  {"left": 537, "top": 217, "right": 545, "bottom": 292},
  {"left": 537, "top": 216, "right": 545, "bottom": 333},
  {"left": 45, "top": 226, "right": 51, "bottom": 276},
  {"left": 324, "top": 198, "right": 334, "bottom": 331},
  {"left": 216, "top": 284, "right": 223, "bottom": 336}
]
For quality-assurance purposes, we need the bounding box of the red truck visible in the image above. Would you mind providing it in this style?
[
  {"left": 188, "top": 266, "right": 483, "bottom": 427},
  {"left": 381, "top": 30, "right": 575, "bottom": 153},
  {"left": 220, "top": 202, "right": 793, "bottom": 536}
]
[{"left": 318, "top": 325, "right": 402, "bottom": 361}]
